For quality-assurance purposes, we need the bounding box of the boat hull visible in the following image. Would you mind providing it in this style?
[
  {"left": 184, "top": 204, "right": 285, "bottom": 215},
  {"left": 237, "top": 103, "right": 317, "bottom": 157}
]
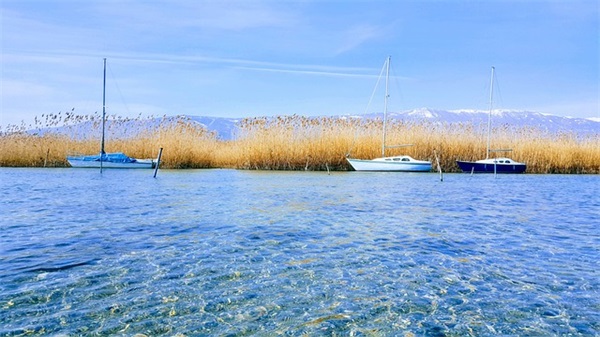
[
  {"left": 67, "top": 158, "right": 155, "bottom": 169},
  {"left": 67, "top": 152, "right": 155, "bottom": 169},
  {"left": 456, "top": 160, "right": 526, "bottom": 174},
  {"left": 347, "top": 157, "right": 432, "bottom": 172}
]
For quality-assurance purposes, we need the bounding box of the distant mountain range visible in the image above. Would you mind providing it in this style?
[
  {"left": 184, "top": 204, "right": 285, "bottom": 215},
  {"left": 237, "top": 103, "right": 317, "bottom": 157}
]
[
  {"left": 31, "top": 108, "right": 599, "bottom": 140},
  {"left": 188, "top": 108, "right": 599, "bottom": 140}
]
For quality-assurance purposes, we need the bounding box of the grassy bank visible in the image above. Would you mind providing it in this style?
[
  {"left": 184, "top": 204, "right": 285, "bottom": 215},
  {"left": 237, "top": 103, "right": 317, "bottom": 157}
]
[{"left": 1, "top": 114, "right": 598, "bottom": 173}]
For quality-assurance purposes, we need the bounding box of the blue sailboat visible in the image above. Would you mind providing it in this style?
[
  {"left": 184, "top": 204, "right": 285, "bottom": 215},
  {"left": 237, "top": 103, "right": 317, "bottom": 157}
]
[{"left": 67, "top": 58, "right": 155, "bottom": 170}]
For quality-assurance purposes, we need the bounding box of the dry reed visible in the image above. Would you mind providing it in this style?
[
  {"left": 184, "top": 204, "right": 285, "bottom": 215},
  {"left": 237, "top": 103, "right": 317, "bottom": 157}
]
[{"left": 1, "top": 113, "right": 598, "bottom": 173}]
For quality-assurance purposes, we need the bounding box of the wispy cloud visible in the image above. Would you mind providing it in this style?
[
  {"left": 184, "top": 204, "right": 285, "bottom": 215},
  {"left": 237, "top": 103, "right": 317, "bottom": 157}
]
[
  {"left": 2, "top": 0, "right": 597, "bottom": 126},
  {"left": 1, "top": 79, "right": 56, "bottom": 97},
  {"left": 234, "top": 66, "right": 375, "bottom": 79},
  {"left": 3, "top": 48, "right": 381, "bottom": 79},
  {"left": 335, "top": 24, "right": 386, "bottom": 55},
  {"left": 94, "top": 0, "right": 298, "bottom": 32}
]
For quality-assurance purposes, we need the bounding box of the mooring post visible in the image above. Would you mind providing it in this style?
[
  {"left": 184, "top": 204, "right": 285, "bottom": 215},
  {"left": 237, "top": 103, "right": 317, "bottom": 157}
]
[
  {"left": 434, "top": 150, "right": 443, "bottom": 182},
  {"left": 494, "top": 160, "right": 497, "bottom": 178},
  {"left": 153, "top": 147, "right": 163, "bottom": 178}
]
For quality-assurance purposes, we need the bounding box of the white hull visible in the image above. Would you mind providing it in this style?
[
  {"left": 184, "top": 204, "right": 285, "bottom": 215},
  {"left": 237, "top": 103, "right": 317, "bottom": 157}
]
[
  {"left": 346, "top": 57, "right": 431, "bottom": 173},
  {"left": 67, "top": 158, "right": 155, "bottom": 169},
  {"left": 347, "top": 156, "right": 432, "bottom": 172}
]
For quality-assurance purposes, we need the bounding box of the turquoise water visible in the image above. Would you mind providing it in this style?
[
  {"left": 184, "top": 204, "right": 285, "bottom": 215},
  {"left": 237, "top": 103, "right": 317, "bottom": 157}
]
[{"left": 1, "top": 168, "right": 598, "bottom": 336}]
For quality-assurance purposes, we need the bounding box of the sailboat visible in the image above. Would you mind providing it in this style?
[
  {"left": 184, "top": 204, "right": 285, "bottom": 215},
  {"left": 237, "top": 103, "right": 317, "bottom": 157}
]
[
  {"left": 67, "top": 58, "right": 155, "bottom": 169},
  {"left": 456, "top": 67, "right": 526, "bottom": 174},
  {"left": 346, "top": 56, "right": 432, "bottom": 172}
]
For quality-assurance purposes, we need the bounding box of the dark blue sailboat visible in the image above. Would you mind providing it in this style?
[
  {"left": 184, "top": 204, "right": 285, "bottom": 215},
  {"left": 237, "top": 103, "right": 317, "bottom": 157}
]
[
  {"left": 456, "top": 67, "right": 526, "bottom": 174},
  {"left": 457, "top": 157, "right": 526, "bottom": 174}
]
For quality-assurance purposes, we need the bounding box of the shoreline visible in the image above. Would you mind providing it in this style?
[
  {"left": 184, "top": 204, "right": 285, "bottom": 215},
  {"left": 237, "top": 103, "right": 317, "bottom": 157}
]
[{"left": 1, "top": 115, "right": 598, "bottom": 174}]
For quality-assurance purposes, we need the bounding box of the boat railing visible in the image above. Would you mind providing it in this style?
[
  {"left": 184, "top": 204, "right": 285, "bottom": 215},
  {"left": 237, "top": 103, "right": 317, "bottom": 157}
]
[{"left": 385, "top": 144, "right": 414, "bottom": 149}]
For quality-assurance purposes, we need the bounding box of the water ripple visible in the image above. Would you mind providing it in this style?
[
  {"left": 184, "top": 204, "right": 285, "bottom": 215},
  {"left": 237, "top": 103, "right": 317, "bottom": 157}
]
[{"left": 0, "top": 169, "right": 598, "bottom": 336}]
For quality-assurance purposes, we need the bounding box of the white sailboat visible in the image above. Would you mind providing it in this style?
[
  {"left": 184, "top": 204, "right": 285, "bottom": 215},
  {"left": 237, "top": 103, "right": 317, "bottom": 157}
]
[
  {"left": 67, "top": 58, "right": 155, "bottom": 170},
  {"left": 346, "top": 56, "right": 432, "bottom": 172},
  {"left": 456, "top": 67, "right": 526, "bottom": 174}
]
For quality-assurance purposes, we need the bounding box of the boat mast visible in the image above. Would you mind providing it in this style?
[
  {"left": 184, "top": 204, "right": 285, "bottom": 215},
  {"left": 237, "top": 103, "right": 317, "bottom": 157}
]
[
  {"left": 486, "top": 66, "right": 495, "bottom": 159},
  {"left": 101, "top": 58, "right": 107, "bottom": 156},
  {"left": 381, "top": 56, "right": 391, "bottom": 157}
]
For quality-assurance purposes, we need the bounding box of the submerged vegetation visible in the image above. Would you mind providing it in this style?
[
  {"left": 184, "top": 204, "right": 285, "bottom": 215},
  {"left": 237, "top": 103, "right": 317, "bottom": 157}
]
[{"left": 1, "top": 112, "right": 598, "bottom": 173}]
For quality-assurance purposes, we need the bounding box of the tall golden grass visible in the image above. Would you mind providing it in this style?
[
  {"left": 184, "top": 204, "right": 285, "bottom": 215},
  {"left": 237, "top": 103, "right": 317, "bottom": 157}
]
[{"left": 1, "top": 113, "right": 598, "bottom": 173}]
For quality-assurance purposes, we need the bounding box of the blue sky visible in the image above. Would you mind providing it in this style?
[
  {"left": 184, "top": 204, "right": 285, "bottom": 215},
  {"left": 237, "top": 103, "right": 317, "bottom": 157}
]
[{"left": 1, "top": 0, "right": 598, "bottom": 127}]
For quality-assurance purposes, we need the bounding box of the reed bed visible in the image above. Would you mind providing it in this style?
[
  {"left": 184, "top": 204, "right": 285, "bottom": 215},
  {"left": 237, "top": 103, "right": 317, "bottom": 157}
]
[
  {"left": 131, "top": 116, "right": 218, "bottom": 169},
  {"left": 213, "top": 115, "right": 357, "bottom": 170},
  {"left": 1, "top": 113, "right": 598, "bottom": 173}
]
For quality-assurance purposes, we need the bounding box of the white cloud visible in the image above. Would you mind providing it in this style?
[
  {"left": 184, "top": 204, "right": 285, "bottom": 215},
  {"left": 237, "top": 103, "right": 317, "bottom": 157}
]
[
  {"left": 234, "top": 65, "right": 374, "bottom": 79},
  {"left": 335, "top": 24, "right": 385, "bottom": 55}
]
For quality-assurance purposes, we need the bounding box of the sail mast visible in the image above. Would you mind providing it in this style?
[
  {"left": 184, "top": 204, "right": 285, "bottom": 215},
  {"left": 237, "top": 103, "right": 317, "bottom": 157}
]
[
  {"left": 99, "top": 58, "right": 107, "bottom": 172},
  {"left": 381, "top": 56, "right": 391, "bottom": 157},
  {"left": 101, "top": 58, "right": 107, "bottom": 155},
  {"left": 486, "top": 66, "right": 495, "bottom": 159}
]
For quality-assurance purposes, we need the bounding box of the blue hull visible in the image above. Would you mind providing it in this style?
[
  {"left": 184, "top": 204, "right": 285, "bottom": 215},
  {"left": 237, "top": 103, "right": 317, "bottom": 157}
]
[
  {"left": 67, "top": 152, "right": 155, "bottom": 169},
  {"left": 456, "top": 161, "right": 526, "bottom": 174}
]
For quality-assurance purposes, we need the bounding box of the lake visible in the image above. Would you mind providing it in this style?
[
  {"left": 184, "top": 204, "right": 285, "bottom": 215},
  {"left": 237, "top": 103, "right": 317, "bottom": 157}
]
[{"left": 0, "top": 168, "right": 598, "bottom": 336}]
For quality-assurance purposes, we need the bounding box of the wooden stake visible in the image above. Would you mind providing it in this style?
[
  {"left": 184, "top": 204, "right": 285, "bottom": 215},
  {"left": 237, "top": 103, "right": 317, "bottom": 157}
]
[{"left": 153, "top": 147, "right": 163, "bottom": 178}]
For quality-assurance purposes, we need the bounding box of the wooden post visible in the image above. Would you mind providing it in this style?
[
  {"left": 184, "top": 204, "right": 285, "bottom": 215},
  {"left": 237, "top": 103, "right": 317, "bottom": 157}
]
[
  {"left": 153, "top": 147, "right": 163, "bottom": 178},
  {"left": 434, "top": 150, "right": 443, "bottom": 182}
]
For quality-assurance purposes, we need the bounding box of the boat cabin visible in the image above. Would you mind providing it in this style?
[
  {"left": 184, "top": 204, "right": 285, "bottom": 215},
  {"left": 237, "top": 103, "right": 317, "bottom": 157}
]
[{"left": 384, "top": 156, "right": 415, "bottom": 162}]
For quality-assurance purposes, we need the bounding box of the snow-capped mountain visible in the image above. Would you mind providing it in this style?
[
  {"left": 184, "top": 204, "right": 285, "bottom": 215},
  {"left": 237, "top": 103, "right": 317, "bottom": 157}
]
[
  {"left": 188, "top": 108, "right": 599, "bottom": 140},
  {"left": 383, "top": 108, "right": 599, "bottom": 135},
  {"left": 187, "top": 116, "right": 241, "bottom": 140}
]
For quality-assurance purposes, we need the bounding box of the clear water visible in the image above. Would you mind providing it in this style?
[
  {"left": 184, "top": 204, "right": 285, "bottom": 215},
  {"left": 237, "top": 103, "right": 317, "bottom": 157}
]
[{"left": 1, "top": 168, "right": 598, "bottom": 336}]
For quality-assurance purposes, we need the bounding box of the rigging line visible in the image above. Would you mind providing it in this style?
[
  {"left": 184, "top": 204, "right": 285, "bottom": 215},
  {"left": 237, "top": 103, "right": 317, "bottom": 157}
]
[
  {"left": 479, "top": 68, "right": 504, "bottom": 111},
  {"left": 363, "top": 61, "right": 387, "bottom": 115},
  {"left": 347, "top": 60, "right": 388, "bottom": 157},
  {"left": 388, "top": 60, "right": 404, "bottom": 113},
  {"left": 492, "top": 70, "right": 504, "bottom": 110},
  {"left": 106, "top": 62, "right": 133, "bottom": 117}
]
